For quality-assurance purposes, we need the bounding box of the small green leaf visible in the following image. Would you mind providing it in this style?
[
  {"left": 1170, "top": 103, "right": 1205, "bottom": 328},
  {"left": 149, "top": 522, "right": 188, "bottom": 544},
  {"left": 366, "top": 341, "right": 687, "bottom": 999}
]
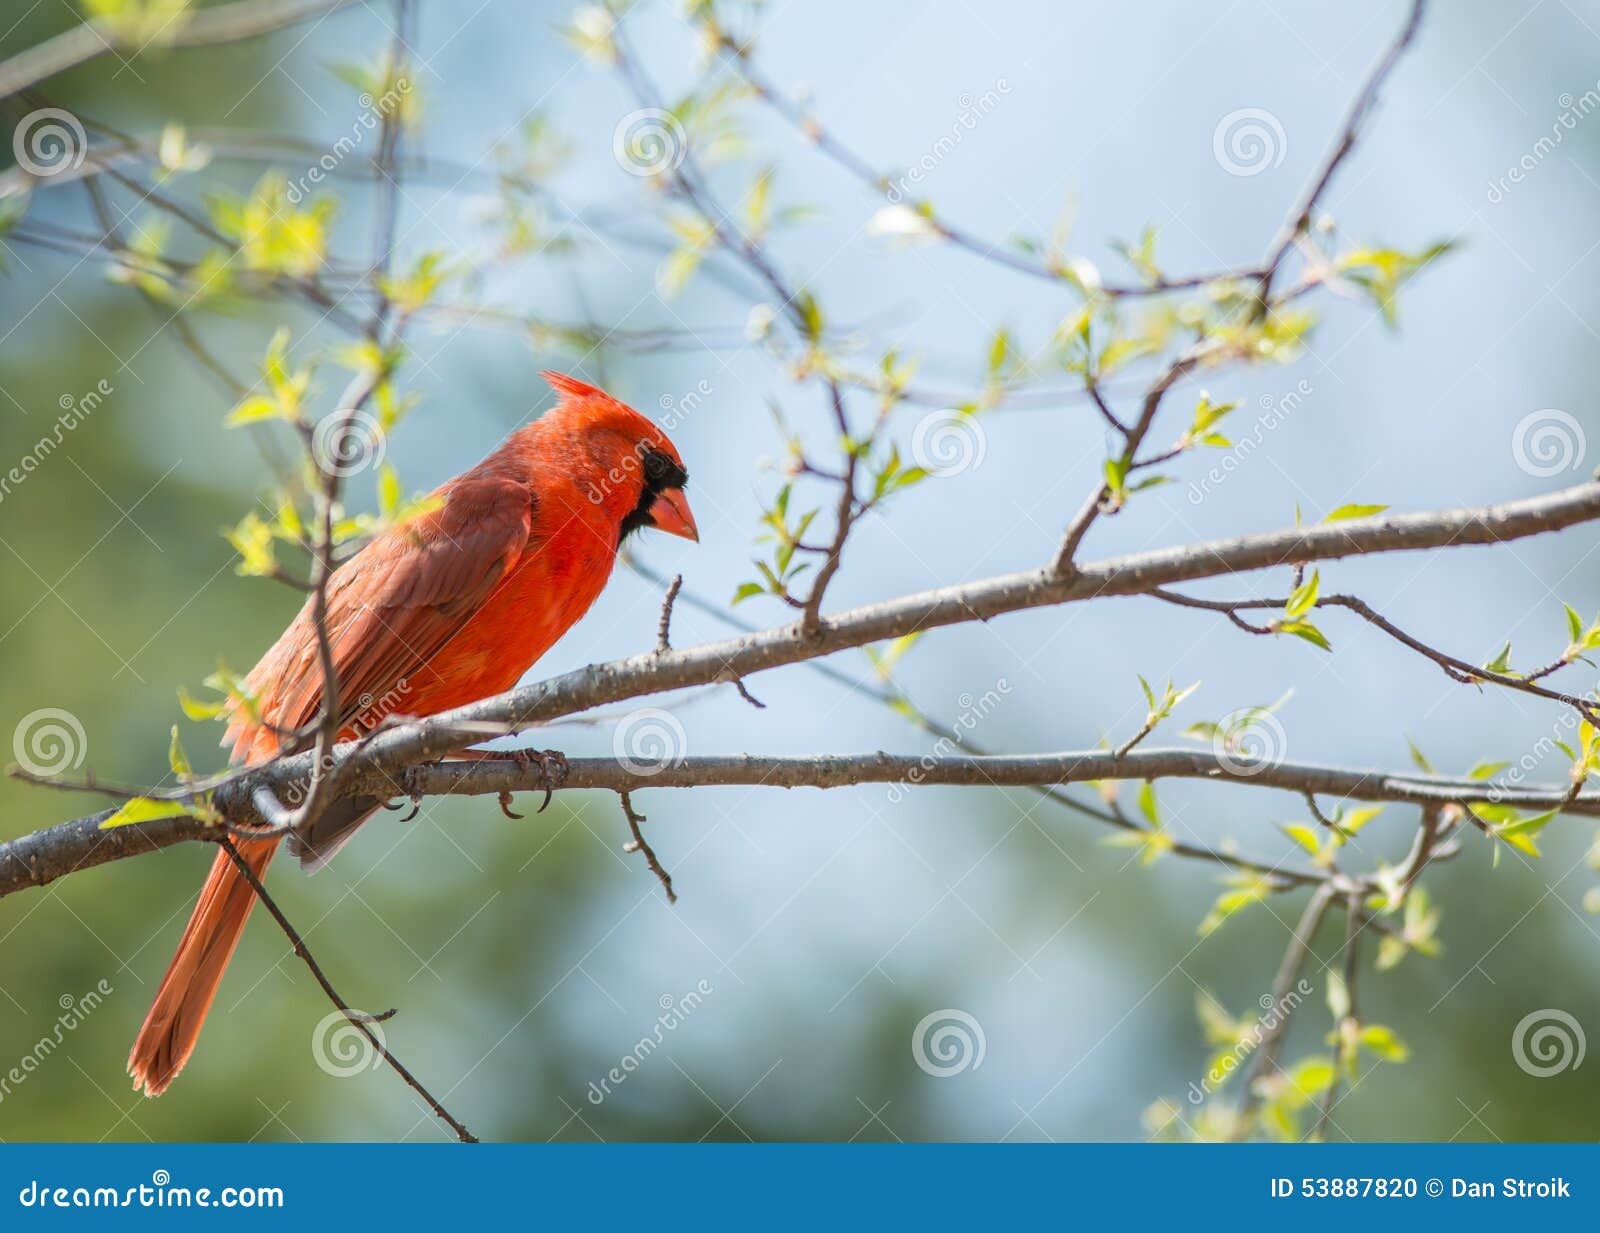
[
  {"left": 223, "top": 395, "right": 281, "bottom": 427},
  {"left": 1325, "top": 969, "right": 1351, "bottom": 1020},
  {"left": 1198, "top": 878, "right": 1271, "bottom": 936},
  {"left": 1137, "top": 779, "right": 1159, "bottom": 826},
  {"left": 167, "top": 725, "right": 193, "bottom": 779},
  {"left": 1104, "top": 456, "right": 1130, "bottom": 493},
  {"left": 1358, "top": 1024, "right": 1409, "bottom": 1062},
  {"left": 1284, "top": 570, "right": 1320, "bottom": 620},
  {"left": 177, "top": 686, "right": 225, "bottom": 721},
  {"left": 1323, "top": 503, "right": 1389, "bottom": 523},
  {"left": 1276, "top": 618, "right": 1331, "bottom": 652},
  {"left": 101, "top": 797, "right": 183, "bottom": 829}
]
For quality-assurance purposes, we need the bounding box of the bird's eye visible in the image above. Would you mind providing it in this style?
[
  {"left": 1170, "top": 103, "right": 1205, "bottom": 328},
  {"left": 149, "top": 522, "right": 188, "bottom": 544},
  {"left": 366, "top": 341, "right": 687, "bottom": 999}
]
[{"left": 639, "top": 447, "right": 687, "bottom": 491}]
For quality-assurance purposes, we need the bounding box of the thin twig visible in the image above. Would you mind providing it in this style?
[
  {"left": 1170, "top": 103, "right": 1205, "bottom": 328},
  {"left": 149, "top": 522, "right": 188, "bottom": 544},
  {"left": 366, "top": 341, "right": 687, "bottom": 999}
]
[
  {"left": 216, "top": 836, "right": 477, "bottom": 1142},
  {"left": 1153, "top": 587, "right": 1600, "bottom": 723},
  {"left": 655, "top": 573, "right": 683, "bottom": 654},
  {"left": 1257, "top": 0, "right": 1428, "bottom": 298},
  {"left": 1311, "top": 890, "right": 1364, "bottom": 1142},
  {"left": 618, "top": 790, "right": 676, "bottom": 903},
  {"left": 1240, "top": 884, "right": 1336, "bottom": 1119}
]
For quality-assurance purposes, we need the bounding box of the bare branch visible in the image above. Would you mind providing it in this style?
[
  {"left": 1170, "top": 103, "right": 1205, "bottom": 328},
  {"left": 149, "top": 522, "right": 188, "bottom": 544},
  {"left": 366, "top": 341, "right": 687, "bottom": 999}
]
[
  {"left": 655, "top": 574, "right": 683, "bottom": 654},
  {"left": 618, "top": 791, "right": 676, "bottom": 904},
  {"left": 0, "top": 0, "right": 364, "bottom": 103},
  {"left": 1258, "top": 0, "right": 1428, "bottom": 296},
  {"left": 13, "top": 743, "right": 1600, "bottom": 899},
  {"left": 1241, "top": 885, "right": 1335, "bottom": 1117},
  {"left": 216, "top": 838, "right": 476, "bottom": 1142}
]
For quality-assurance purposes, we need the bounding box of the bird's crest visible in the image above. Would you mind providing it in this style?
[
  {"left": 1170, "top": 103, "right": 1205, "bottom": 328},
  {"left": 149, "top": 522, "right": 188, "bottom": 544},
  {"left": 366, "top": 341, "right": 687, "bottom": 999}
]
[{"left": 540, "top": 370, "right": 609, "bottom": 404}]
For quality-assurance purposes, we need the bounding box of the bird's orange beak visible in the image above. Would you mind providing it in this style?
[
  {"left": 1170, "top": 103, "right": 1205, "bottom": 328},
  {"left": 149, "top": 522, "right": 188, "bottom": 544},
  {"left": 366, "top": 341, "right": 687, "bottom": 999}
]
[{"left": 648, "top": 487, "right": 698, "bottom": 542}]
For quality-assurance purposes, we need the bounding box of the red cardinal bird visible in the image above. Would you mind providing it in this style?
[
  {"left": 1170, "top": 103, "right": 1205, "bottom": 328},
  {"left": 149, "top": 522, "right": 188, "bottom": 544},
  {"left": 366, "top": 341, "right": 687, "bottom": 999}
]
[{"left": 127, "top": 371, "right": 696, "bottom": 1097}]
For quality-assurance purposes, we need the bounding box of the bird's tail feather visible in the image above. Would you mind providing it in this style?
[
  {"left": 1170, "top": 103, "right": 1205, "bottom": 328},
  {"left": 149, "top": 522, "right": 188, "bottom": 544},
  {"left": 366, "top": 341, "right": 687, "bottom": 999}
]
[
  {"left": 287, "top": 796, "right": 383, "bottom": 873},
  {"left": 127, "top": 837, "right": 277, "bottom": 1097}
]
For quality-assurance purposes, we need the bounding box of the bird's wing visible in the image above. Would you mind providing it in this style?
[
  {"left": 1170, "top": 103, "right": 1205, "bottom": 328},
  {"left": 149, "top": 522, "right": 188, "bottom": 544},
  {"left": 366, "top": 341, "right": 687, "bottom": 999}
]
[{"left": 238, "top": 476, "right": 534, "bottom": 753}]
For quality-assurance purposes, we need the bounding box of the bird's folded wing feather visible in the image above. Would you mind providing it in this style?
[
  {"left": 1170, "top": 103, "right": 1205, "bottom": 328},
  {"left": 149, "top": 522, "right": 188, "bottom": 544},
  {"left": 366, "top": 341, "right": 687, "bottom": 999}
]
[{"left": 235, "top": 476, "right": 534, "bottom": 755}]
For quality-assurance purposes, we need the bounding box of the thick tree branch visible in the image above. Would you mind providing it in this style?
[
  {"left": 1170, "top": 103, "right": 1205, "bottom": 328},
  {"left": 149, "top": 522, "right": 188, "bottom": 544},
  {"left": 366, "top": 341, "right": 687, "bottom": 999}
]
[
  {"left": 8, "top": 481, "right": 1600, "bottom": 897},
  {"left": 11, "top": 745, "right": 1600, "bottom": 899}
]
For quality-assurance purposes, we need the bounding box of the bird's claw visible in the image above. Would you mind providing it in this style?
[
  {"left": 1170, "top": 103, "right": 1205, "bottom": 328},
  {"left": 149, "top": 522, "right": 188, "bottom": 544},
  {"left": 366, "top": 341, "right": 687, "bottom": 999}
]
[
  {"left": 486, "top": 749, "right": 569, "bottom": 815},
  {"left": 396, "top": 764, "right": 427, "bottom": 822},
  {"left": 511, "top": 748, "right": 568, "bottom": 813}
]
